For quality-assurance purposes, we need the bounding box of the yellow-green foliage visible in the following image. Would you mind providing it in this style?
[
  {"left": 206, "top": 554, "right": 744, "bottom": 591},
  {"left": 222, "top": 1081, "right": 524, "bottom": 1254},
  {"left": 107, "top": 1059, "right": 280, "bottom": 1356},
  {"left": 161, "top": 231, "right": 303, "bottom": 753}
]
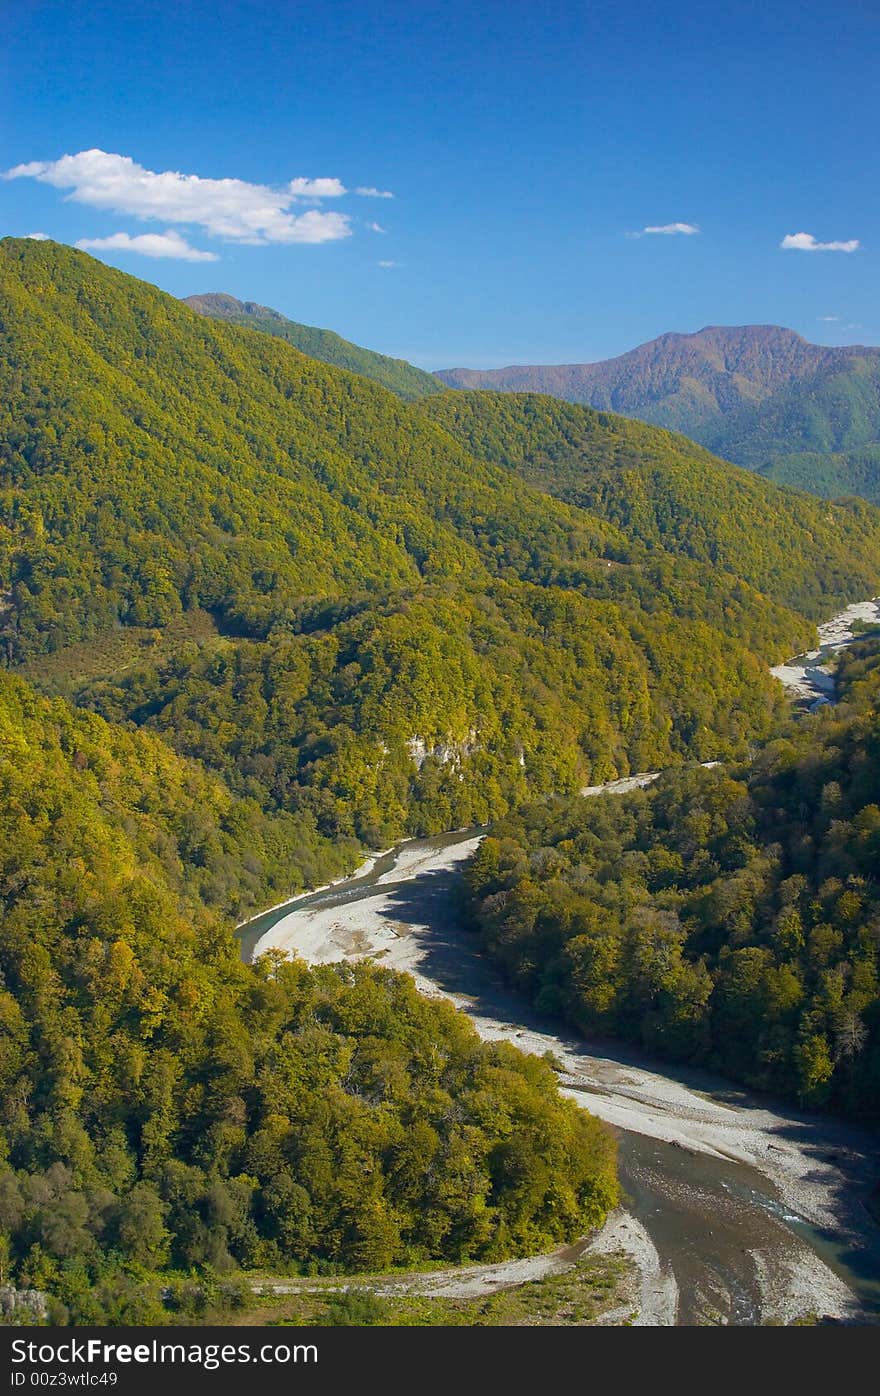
[
  {"left": 0, "top": 239, "right": 614, "bottom": 658},
  {"left": 0, "top": 672, "right": 617, "bottom": 1319},
  {"left": 464, "top": 636, "right": 880, "bottom": 1120},
  {"left": 183, "top": 292, "right": 444, "bottom": 402},
  {"left": 434, "top": 327, "right": 880, "bottom": 506},
  {"left": 420, "top": 391, "right": 880, "bottom": 617},
  {"left": 79, "top": 582, "right": 792, "bottom": 847},
  {"left": 7, "top": 239, "right": 879, "bottom": 847},
  {"left": 3, "top": 236, "right": 880, "bottom": 1322}
]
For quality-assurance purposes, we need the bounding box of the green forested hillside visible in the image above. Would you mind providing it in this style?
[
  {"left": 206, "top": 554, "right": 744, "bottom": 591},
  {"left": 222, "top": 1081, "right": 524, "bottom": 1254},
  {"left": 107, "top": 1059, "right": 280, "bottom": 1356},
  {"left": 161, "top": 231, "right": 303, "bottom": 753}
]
[
  {"left": 0, "top": 668, "right": 361, "bottom": 925},
  {"left": 0, "top": 670, "right": 617, "bottom": 1320},
  {"left": 435, "top": 325, "right": 839, "bottom": 428},
  {"left": 753, "top": 446, "right": 880, "bottom": 502},
  {"left": 78, "top": 582, "right": 794, "bottom": 847},
  {"left": 4, "top": 238, "right": 880, "bottom": 840},
  {"left": 419, "top": 391, "right": 880, "bottom": 616},
  {"left": 0, "top": 238, "right": 618, "bottom": 661},
  {"left": 464, "top": 635, "right": 880, "bottom": 1120},
  {"left": 183, "top": 292, "right": 443, "bottom": 401},
  {"left": 704, "top": 358, "right": 880, "bottom": 502}
]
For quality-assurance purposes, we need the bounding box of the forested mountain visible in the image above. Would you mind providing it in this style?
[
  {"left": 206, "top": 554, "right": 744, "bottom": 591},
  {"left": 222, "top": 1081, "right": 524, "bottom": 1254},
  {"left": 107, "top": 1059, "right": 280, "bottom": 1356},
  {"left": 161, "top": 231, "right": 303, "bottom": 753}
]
[
  {"left": 706, "top": 358, "right": 880, "bottom": 500},
  {"left": 419, "top": 391, "right": 880, "bottom": 616},
  {"left": 437, "top": 325, "right": 830, "bottom": 424},
  {"left": 436, "top": 326, "right": 880, "bottom": 503},
  {"left": 464, "top": 633, "right": 880, "bottom": 1121},
  {"left": 183, "top": 291, "right": 442, "bottom": 401},
  {"left": 3, "top": 237, "right": 880, "bottom": 1316},
  {"left": 4, "top": 237, "right": 880, "bottom": 846}
]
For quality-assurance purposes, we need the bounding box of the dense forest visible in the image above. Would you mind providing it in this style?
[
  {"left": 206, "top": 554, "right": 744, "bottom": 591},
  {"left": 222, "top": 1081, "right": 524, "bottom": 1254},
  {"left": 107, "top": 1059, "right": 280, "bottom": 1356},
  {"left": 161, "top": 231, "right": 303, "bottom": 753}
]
[
  {"left": 464, "top": 635, "right": 880, "bottom": 1120},
  {"left": 435, "top": 325, "right": 852, "bottom": 432},
  {"left": 419, "top": 391, "right": 880, "bottom": 615},
  {"left": 0, "top": 671, "right": 617, "bottom": 1321},
  {"left": 6, "top": 240, "right": 861, "bottom": 666},
  {"left": 700, "top": 355, "right": 880, "bottom": 502},
  {"left": 76, "top": 583, "right": 795, "bottom": 849},
  {"left": 6, "top": 239, "right": 880, "bottom": 847}
]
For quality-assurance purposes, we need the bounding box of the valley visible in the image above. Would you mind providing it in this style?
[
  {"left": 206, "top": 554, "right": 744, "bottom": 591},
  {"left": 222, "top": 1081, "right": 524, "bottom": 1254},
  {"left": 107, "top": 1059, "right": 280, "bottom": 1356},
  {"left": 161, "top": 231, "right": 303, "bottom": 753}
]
[
  {"left": 239, "top": 599, "right": 880, "bottom": 1326},
  {"left": 2, "top": 238, "right": 880, "bottom": 1328},
  {"left": 240, "top": 821, "right": 878, "bottom": 1326},
  {"left": 770, "top": 598, "right": 880, "bottom": 707},
  {"left": 3, "top": 0, "right": 879, "bottom": 1352}
]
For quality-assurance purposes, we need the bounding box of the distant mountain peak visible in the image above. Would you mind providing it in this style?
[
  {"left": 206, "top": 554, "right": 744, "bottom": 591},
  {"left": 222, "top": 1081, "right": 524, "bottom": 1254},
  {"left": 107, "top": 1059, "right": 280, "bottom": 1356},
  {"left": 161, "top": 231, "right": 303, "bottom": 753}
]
[
  {"left": 440, "top": 323, "right": 861, "bottom": 385},
  {"left": 435, "top": 323, "right": 880, "bottom": 502}
]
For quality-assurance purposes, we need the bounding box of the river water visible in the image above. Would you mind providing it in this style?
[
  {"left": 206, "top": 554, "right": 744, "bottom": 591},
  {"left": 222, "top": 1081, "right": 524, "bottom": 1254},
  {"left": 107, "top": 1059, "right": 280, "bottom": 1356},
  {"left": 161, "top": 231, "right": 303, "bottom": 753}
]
[{"left": 236, "top": 604, "right": 880, "bottom": 1325}]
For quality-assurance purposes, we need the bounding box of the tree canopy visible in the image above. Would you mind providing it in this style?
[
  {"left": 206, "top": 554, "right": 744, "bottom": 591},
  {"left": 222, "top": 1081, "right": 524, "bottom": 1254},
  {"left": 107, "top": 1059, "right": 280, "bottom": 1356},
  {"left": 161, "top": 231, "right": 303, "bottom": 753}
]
[
  {"left": 464, "top": 636, "right": 880, "bottom": 1120},
  {"left": 0, "top": 670, "right": 617, "bottom": 1321}
]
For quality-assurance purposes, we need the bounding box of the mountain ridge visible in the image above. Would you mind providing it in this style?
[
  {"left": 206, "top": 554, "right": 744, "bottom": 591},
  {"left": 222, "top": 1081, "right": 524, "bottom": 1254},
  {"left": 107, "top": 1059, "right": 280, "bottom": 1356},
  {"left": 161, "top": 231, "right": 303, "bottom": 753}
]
[
  {"left": 437, "top": 323, "right": 879, "bottom": 413},
  {"left": 182, "top": 289, "right": 442, "bottom": 401},
  {"left": 5, "top": 236, "right": 880, "bottom": 847},
  {"left": 181, "top": 295, "right": 880, "bottom": 502},
  {"left": 436, "top": 325, "right": 880, "bottom": 500},
  {"left": 437, "top": 321, "right": 877, "bottom": 376}
]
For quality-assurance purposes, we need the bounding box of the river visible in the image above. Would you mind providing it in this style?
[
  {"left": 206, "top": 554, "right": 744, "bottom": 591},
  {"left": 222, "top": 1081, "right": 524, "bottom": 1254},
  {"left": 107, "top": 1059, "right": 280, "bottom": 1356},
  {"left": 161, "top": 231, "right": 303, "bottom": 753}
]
[
  {"left": 770, "top": 597, "right": 880, "bottom": 708},
  {"left": 236, "top": 602, "right": 880, "bottom": 1325}
]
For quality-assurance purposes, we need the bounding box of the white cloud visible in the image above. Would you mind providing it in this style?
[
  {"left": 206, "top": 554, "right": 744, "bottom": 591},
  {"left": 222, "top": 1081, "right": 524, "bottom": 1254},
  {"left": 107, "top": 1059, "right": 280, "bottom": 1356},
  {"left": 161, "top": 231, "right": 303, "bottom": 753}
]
[
  {"left": 378, "top": 260, "right": 399, "bottom": 268},
  {"left": 781, "top": 231, "right": 859, "bottom": 253},
  {"left": 357, "top": 186, "right": 394, "bottom": 198},
  {"left": 75, "top": 230, "right": 219, "bottom": 261},
  {"left": 287, "top": 177, "right": 346, "bottom": 198},
  {"left": 5, "top": 149, "right": 353, "bottom": 245},
  {"left": 629, "top": 221, "right": 699, "bottom": 238},
  {"left": 25, "top": 231, "right": 49, "bottom": 240},
  {"left": 366, "top": 220, "right": 386, "bottom": 233},
  {"left": 645, "top": 221, "right": 701, "bottom": 235},
  {"left": 816, "top": 315, "right": 863, "bottom": 331},
  {"left": 645, "top": 222, "right": 699, "bottom": 235}
]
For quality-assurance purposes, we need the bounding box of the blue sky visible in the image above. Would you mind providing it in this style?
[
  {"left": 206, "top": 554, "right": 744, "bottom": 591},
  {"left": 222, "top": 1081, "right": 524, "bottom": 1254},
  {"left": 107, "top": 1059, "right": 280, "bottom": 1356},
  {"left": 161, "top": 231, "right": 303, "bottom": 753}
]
[{"left": 1, "top": 0, "right": 877, "bottom": 368}]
